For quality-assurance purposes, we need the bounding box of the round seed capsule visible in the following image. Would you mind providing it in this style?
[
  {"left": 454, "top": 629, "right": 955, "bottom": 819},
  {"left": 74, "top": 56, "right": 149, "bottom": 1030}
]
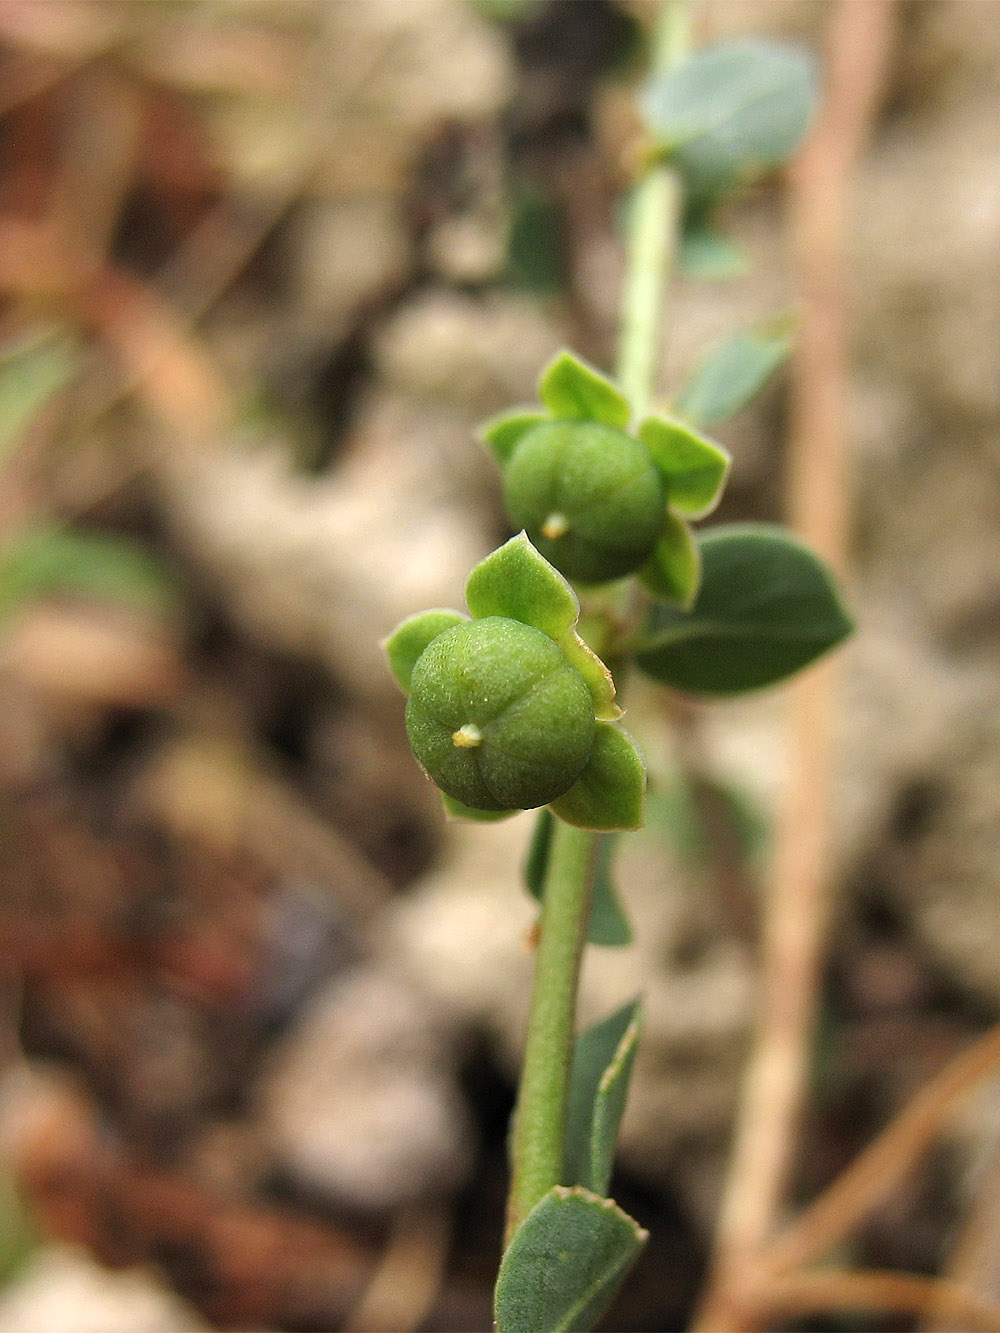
[
  {"left": 405, "top": 616, "right": 596, "bottom": 811},
  {"left": 502, "top": 420, "right": 666, "bottom": 583}
]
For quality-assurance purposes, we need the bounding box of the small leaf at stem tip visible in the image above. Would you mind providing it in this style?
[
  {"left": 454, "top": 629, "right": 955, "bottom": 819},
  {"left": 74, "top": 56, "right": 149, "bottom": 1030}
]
[
  {"left": 549, "top": 722, "right": 645, "bottom": 832},
  {"left": 465, "top": 532, "right": 579, "bottom": 639},
  {"left": 634, "top": 523, "right": 854, "bottom": 696},
  {"left": 675, "top": 328, "right": 791, "bottom": 428},
  {"left": 638, "top": 415, "right": 730, "bottom": 518},
  {"left": 565, "top": 1000, "right": 643, "bottom": 1195},
  {"left": 638, "top": 511, "right": 701, "bottom": 608},
  {"left": 441, "top": 792, "right": 520, "bottom": 822},
  {"left": 382, "top": 608, "right": 467, "bottom": 693},
  {"left": 538, "top": 350, "right": 632, "bottom": 430},
  {"left": 494, "top": 1185, "right": 648, "bottom": 1333},
  {"left": 642, "top": 39, "right": 818, "bottom": 206},
  {"left": 478, "top": 409, "right": 549, "bottom": 467}
]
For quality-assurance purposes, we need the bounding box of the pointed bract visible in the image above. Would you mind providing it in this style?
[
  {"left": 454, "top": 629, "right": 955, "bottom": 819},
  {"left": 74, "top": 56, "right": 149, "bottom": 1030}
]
[
  {"left": 638, "top": 512, "right": 701, "bottom": 608},
  {"left": 638, "top": 415, "right": 730, "bottom": 518},
  {"left": 479, "top": 410, "right": 549, "bottom": 466},
  {"left": 382, "top": 608, "right": 467, "bottom": 693},
  {"left": 465, "top": 532, "right": 579, "bottom": 639},
  {"left": 558, "top": 630, "right": 621, "bottom": 721},
  {"left": 538, "top": 350, "right": 631, "bottom": 429},
  {"left": 550, "top": 722, "right": 645, "bottom": 832}
]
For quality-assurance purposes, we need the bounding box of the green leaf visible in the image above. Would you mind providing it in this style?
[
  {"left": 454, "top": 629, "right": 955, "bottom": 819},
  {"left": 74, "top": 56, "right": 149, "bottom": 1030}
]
[
  {"left": 465, "top": 532, "right": 579, "bottom": 639},
  {"left": 638, "top": 511, "right": 700, "bottom": 608},
  {"left": 441, "top": 794, "right": 520, "bottom": 821},
  {"left": 677, "top": 223, "right": 748, "bottom": 279},
  {"left": 506, "top": 187, "right": 567, "bottom": 293},
  {"left": 647, "top": 777, "right": 770, "bottom": 875},
  {"left": 0, "top": 328, "right": 78, "bottom": 470},
  {"left": 538, "top": 351, "right": 631, "bottom": 430},
  {"left": 635, "top": 524, "right": 854, "bottom": 696},
  {"left": 0, "top": 1158, "right": 37, "bottom": 1288},
  {"left": 642, "top": 40, "right": 817, "bottom": 204},
  {"left": 524, "top": 807, "right": 555, "bottom": 898},
  {"left": 550, "top": 722, "right": 645, "bottom": 832},
  {"left": 0, "top": 526, "right": 178, "bottom": 622},
  {"left": 558, "top": 629, "right": 620, "bottom": 722},
  {"left": 479, "top": 410, "right": 549, "bottom": 467},
  {"left": 382, "top": 608, "right": 466, "bottom": 693},
  {"left": 638, "top": 415, "right": 730, "bottom": 517},
  {"left": 676, "top": 329, "right": 791, "bottom": 428},
  {"left": 589, "top": 1008, "right": 642, "bottom": 1195},
  {"left": 587, "top": 835, "right": 631, "bottom": 947},
  {"left": 565, "top": 1000, "right": 643, "bottom": 1195},
  {"left": 525, "top": 812, "right": 632, "bottom": 948},
  {"left": 494, "top": 1185, "right": 648, "bottom": 1333}
]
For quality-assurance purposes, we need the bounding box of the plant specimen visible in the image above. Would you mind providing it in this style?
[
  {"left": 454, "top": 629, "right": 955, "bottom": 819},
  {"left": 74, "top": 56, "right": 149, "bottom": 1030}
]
[{"left": 384, "top": 5, "right": 852, "bottom": 1328}]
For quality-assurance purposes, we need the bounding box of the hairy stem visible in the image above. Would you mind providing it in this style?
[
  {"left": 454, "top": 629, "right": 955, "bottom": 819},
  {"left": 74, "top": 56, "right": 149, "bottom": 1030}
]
[
  {"left": 506, "top": 819, "right": 599, "bottom": 1239},
  {"left": 503, "top": 0, "right": 691, "bottom": 1245}
]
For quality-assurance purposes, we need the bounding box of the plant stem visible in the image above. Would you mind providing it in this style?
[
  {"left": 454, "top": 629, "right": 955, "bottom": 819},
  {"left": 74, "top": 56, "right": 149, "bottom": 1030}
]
[
  {"left": 506, "top": 818, "right": 599, "bottom": 1239},
  {"left": 615, "top": 0, "right": 690, "bottom": 417},
  {"left": 503, "top": 0, "right": 691, "bottom": 1245}
]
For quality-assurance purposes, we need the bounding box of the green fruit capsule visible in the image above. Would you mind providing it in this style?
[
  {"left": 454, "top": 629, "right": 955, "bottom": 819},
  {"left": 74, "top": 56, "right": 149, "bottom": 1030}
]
[
  {"left": 502, "top": 420, "right": 666, "bottom": 583},
  {"left": 405, "top": 616, "right": 596, "bottom": 812}
]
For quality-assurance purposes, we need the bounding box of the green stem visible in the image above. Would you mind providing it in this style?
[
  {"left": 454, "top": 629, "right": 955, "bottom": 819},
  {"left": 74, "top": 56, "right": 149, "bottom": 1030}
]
[
  {"left": 503, "top": 0, "right": 691, "bottom": 1246},
  {"left": 506, "top": 818, "right": 599, "bottom": 1239},
  {"left": 615, "top": 0, "right": 691, "bottom": 417}
]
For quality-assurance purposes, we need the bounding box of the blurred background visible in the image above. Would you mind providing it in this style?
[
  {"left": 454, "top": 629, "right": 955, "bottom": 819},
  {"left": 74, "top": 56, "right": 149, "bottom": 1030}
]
[{"left": 0, "top": 1, "right": 999, "bottom": 1329}]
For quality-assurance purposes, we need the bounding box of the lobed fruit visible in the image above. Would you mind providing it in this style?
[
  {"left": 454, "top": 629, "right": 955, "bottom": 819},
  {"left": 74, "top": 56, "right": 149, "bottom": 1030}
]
[
  {"left": 502, "top": 420, "right": 666, "bottom": 583},
  {"left": 405, "top": 616, "right": 596, "bottom": 811}
]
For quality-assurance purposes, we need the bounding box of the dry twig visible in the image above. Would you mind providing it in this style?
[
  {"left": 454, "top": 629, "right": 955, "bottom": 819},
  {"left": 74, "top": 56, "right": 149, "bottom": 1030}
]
[{"left": 694, "top": 3, "right": 897, "bottom": 1328}]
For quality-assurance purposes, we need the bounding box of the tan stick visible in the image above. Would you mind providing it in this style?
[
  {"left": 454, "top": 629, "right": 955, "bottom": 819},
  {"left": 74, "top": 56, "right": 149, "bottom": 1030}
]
[
  {"left": 763, "top": 1268, "right": 1000, "bottom": 1333},
  {"left": 766, "top": 1021, "right": 1000, "bottom": 1277},
  {"left": 693, "top": 4, "right": 897, "bottom": 1329}
]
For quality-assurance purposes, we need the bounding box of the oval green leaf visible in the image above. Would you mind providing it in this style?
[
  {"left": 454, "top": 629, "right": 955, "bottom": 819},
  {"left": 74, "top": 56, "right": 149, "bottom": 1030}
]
[
  {"left": 642, "top": 40, "right": 817, "bottom": 204},
  {"left": 382, "top": 608, "right": 466, "bottom": 693},
  {"left": 549, "top": 722, "right": 645, "bottom": 832},
  {"left": 675, "top": 329, "right": 791, "bottom": 428},
  {"left": 638, "top": 415, "right": 730, "bottom": 517},
  {"left": 538, "top": 350, "right": 631, "bottom": 430},
  {"left": 635, "top": 524, "right": 854, "bottom": 696},
  {"left": 465, "top": 532, "right": 579, "bottom": 639},
  {"left": 494, "top": 1186, "right": 648, "bottom": 1333}
]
